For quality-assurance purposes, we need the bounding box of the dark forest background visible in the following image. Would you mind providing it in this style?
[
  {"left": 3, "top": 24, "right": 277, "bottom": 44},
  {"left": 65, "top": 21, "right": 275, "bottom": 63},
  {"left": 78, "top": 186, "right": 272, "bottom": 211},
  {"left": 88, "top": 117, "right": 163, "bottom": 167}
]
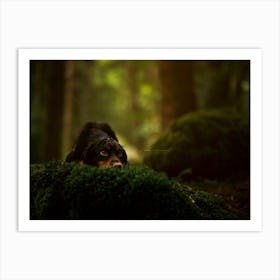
[{"left": 30, "top": 60, "right": 250, "bottom": 164}]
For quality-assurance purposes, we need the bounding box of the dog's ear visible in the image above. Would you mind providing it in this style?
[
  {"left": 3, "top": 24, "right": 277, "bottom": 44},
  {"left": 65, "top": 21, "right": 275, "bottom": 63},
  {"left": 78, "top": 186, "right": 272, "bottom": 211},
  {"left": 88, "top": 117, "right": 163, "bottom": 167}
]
[
  {"left": 65, "top": 122, "right": 97, "bottom": 162},
  {"left": 65, "top": 150, "right": 77, "bottom": 162},
  {"left": 69, "top": 122, "right": 95, "bottom": 160},
  {"left": 120, "top": 145, "right": 128, "bottom": 164}
]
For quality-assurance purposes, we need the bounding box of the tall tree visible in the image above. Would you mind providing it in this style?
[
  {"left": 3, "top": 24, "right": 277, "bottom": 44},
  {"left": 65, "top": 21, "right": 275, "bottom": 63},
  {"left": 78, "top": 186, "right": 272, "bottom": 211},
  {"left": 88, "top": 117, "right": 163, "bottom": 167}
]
[
  {"left": 195, "top": 60, "right": 250, "bottom": 114},
  {"left": 30, "top": 61, "right": 46, "bottom": 163},
  {"left": 62, "top": 60, "right": 75, "bottom": 157},
  {"left": 126, "top": 61, "right": 143, "bottom": 148},
  {"left": 43, "top": 61, "right": 66, "bottom": 161},
  {"left": 157, "top": 61, "right": 196, "bottom": 127}
]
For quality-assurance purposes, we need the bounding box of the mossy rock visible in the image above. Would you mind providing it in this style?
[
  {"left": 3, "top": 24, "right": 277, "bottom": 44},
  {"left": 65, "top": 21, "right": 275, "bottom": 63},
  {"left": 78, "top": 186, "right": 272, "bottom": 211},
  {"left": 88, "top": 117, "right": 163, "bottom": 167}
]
[
  {"left": 144, "top": 109, "right": 250, "bottom": 180},
  {"left": 30, "top": 161, "right": 238, "bottom": 220}
]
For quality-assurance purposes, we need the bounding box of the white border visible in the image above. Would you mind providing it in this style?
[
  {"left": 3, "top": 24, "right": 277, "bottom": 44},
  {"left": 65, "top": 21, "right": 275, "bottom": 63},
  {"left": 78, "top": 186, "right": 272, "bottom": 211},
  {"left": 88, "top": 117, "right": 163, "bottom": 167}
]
[{"left": 18, "top": 48, "right": 262, "bottom": 232}]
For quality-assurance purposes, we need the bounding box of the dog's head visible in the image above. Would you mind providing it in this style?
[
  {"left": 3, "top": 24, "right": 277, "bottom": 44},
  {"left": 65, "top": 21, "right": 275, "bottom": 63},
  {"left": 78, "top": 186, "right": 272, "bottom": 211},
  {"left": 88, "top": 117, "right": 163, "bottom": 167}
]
[
  {"left": 66, "top": 121, "right": 127, "bottom": 168},
  {"left": 82, "top": 137, "right": 127, "bottom": 168}
]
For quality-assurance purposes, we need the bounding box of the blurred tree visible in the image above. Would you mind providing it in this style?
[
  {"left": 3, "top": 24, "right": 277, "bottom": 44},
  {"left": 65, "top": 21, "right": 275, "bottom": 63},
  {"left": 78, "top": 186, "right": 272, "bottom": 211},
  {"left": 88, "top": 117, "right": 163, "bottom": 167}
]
[
  {"left": 62, "top": 61, "right": 75, "bottom": 156},
  {"left": 157, "top": 61, "right": 196, "bottom": 127},
  {"left": 195, "top": 61, "right": 250, "bottom": 116},
  {"left": 127, "top": 61, "right": 140, "bottom": 122},
  {"left": 30, "top": 61, "right": 47, "bottom": 163},
  {"left": 73, "top": 61, "right": 96, "bottom": 128},
  {"left": 43, "top": 61, "right": 66, "bottom": 161},
  {"left": 126, "top": 61, "right": 141, "bottom": 146},
  {"left": 229, "top": 61, "right": 250, "bottom": 115}
]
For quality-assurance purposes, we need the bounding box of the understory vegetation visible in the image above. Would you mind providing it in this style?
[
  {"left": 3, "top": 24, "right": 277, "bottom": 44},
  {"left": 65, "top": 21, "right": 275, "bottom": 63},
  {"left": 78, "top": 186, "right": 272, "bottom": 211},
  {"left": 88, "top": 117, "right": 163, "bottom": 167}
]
[{"left": 30, "top": 161, "right": 240, "bottom": 220}]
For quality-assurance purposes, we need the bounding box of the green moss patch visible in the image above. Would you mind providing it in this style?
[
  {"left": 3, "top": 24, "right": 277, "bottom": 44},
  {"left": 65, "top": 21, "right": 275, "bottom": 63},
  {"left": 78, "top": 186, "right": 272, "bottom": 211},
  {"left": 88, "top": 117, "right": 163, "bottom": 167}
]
[
  {"left": 30, "top": 161, "right": 238, "bottom": 220},
  {"left": 144, "top": 109, "right": 250, "bottom": 180}
]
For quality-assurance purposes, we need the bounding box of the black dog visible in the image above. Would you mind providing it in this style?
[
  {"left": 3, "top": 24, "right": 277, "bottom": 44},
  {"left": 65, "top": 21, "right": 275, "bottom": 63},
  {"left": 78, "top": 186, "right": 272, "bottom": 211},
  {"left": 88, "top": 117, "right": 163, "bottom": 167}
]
[{"left": 66, "top": 121, "right": 127, "bottom": 168}]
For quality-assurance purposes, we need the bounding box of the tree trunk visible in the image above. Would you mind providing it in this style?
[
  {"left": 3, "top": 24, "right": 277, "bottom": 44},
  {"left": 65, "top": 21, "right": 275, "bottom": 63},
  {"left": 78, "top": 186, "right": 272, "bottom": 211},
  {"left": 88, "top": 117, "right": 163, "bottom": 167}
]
[
  {"left": 157, "top": 60, "right": 196, "bottom": 127},
  {"left": 43, "top": 61, "right": 66, "bottom": 161},
  {"left": 126, "top": 61, "right": 143, "bottom": 148},
  {"left": 62, "top": 61, "right": 75, "bottom": 157}
]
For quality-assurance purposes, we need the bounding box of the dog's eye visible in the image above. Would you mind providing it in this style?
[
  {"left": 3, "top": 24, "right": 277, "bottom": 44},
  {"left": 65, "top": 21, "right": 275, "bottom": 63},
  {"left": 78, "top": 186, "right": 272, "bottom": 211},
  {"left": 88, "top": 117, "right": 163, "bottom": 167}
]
[{"left": 100, "top": 150, "right": 109, "bottom": 157}]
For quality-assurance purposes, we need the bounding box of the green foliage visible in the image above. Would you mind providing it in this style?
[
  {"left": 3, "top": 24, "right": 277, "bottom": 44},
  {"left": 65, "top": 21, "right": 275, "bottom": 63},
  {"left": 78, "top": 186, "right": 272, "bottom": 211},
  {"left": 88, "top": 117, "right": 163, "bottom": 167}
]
[
  {"left": 144, "top": 109, "right": 250, "bottom": 180},
  {"left": 30, "top": 161, "right": 238, "bottom": 220}
]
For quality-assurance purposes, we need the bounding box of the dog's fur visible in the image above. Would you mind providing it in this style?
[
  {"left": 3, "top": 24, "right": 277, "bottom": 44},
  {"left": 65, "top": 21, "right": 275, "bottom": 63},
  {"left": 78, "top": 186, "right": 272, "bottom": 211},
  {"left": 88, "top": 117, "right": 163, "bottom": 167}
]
[{"left": 66, "top": 121, "right": 127, "bottom": 168}]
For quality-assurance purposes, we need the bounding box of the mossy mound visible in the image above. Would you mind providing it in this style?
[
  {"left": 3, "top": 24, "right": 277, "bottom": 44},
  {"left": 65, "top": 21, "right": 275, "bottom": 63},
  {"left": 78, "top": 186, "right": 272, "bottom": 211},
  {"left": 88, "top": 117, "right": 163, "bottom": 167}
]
[
  {"left": 144, "top": 109, "right": 250, "bottom": 180},
  {"left": 30, "top": 161, "right": 238, "bottom": 220}
]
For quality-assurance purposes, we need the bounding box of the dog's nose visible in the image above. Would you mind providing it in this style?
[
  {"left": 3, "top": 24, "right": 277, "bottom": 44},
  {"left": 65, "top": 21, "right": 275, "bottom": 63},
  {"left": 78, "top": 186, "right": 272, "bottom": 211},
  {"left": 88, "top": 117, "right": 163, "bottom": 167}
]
[
  {"left": 112, "top": 162, "right": 123, "bottom": 169},
  {"left": 110, "top": 155, "right": 123, "bottom": 168}
]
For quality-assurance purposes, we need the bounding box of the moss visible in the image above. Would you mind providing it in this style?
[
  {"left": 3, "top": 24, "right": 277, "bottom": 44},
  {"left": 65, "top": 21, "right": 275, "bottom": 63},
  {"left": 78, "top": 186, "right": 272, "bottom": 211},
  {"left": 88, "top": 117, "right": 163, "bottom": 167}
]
[
  {"left": 30, "top": 161, "right": 238, "bottom": 220},
  {"left": 144, "top": 109, "right": 250, "bottom": 180},
  {"left": 189, "top": 190, "right": 239, "bottom": 219}
]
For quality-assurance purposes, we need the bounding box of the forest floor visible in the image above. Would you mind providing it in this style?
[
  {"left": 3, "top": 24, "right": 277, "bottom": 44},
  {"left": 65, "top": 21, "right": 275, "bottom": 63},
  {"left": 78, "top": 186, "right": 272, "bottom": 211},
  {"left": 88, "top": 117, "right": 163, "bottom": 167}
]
[{"left": 186, "top": 179, "right": 250, "bottom": 220}]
